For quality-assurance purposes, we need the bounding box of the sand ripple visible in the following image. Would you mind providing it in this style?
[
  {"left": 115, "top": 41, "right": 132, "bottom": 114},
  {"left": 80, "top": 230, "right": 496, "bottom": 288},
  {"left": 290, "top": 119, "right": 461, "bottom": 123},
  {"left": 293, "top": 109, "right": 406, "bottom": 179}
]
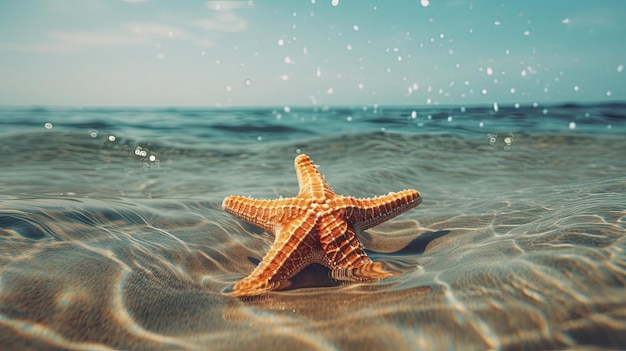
[{"left": 1, "top": 175, "right": 625, "bottom": 350}]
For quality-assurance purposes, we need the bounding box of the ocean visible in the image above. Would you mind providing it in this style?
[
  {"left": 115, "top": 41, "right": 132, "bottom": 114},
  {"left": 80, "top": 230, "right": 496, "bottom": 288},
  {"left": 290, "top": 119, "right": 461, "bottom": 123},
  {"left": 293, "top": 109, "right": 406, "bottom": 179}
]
[{"left": 0, "top": 103, "right": 625, "bottom": 350}]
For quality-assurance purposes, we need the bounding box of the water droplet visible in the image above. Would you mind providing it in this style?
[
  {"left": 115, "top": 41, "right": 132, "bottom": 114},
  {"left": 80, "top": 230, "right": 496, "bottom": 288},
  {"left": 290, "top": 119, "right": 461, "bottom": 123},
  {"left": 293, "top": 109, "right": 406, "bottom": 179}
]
[
  {"left": 569, "top": 122, "right": 576, "bottom": 130},
  {"left": 257, "top": 136, "right": 263, "bottom": 142},
  {"left": 244, "top": 79, "right": 252, "bottom": 86},
  {"left": 89, "top": 130, "right": 98, "bottom": 138},
  {"left": 284, "top": 56, "right": 292, "bottom": 64},
  {"left": 283, "top": 106, "right": 291, "bottom": 113},
  {"left": 149, "top": 155, "right": 156, "bottom": 162},
  {"left": 618, "top": 65, "right": 624, "bottom": 73},
  {"left": 277, "top": 39, "right": 284, "bottom": 46},
  {"left": 493, "top": 102, "right": 499, "bottom": 112},
  {"left": 44, "top": 122, "right": 53, "bottom": 130},
  {"left": 411, "top": 111, "right": 417, "bottom": 119},
  {"left": 573, "top": 85, "right": 579, "bottom": 92},
  {"left": 346, "top": 116, "right": 352, "bottom": 122},
  {"left": 420, "top": 0, "right": 429, "bottom": 7},
  {"left": 109, "top": 135, "right": 116, "bottom": 142},
  {"left": 486, "top": 67, "right": 493, "bottom": 76},
  {"left": 353, "top": 25, "right": 359, "bottom": 31},
  {"left": 331, "top": 0, "right": 339, "bottom": 6}
]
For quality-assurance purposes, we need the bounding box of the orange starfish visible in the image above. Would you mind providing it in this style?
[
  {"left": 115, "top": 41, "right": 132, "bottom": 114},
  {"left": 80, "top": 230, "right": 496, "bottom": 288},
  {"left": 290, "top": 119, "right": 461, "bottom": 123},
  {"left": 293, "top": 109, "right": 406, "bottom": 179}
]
[{"left": 222, "top": 154, "right": 422, "bottom": 296}]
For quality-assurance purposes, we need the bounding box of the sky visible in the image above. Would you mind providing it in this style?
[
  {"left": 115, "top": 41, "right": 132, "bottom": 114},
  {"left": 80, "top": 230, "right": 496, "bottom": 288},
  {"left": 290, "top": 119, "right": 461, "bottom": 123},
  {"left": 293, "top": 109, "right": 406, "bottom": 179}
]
[{"left": 0, "top": 0, "right": 625, "bottom": 108}]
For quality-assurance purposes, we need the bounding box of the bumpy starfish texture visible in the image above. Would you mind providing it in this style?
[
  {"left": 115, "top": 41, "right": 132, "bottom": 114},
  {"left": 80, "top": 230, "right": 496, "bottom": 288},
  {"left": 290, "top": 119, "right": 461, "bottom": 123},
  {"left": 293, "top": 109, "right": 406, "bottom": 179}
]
[{"left": 222, "top": 154, "right": 422, "bottom": 296}]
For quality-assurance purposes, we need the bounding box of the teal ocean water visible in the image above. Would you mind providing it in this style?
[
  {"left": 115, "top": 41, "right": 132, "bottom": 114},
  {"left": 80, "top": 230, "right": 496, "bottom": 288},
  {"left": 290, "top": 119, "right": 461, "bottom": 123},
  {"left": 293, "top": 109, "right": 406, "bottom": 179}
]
[{"left": 1, "top": 103, "right": 625, "bottom": 350}]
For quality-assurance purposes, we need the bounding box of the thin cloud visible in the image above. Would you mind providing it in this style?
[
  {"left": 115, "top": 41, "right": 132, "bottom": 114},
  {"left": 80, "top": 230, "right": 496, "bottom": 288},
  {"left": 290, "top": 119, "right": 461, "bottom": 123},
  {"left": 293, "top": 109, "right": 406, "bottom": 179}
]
[
  {"left": 564, "top": 7, "right": 625, "bottom": 30},
  {"left": 0, "top": 1, "right": 253, "bottom": 54},
  {"left": 49, "top": 31, "right": 144, "bottom": 46},
  {"left": 189, "top": 0, "right": 251, "bottom": 32},
  {"left": 127, "top": 22, "right": 193, "bottom": 40},
  {"left": 190, "top": 12, "right": 248, "bottom": 32},
  {"left": 206, "top": 1, "right": 253, "bottom": 11}
]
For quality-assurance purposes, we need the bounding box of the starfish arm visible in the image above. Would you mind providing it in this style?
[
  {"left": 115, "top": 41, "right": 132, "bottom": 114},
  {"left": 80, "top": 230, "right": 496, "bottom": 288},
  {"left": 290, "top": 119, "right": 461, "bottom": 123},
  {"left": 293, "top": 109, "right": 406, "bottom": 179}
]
[
  {"left": 316, "top": 217, "right": 393, "bottom": 281},
  {"left": 317, "top": 215, "right": 371, "bottom": 268},
  {"left": 231, "top": 210, "right": 319, "bottom": 296},
  {"left": 340, "top": 189, "right": 422, "bottom": 232},
  {"left": 222, "top": 196, "right": 309, "bottom": 233},
  {"left": 294, "top": 154, "right": 335, "bottom": 200}
]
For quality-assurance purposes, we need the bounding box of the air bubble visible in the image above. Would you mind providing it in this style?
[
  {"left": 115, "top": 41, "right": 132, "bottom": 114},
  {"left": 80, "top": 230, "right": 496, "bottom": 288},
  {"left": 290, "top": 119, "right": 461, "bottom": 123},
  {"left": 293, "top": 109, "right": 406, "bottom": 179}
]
[
  {"left": 44, "top": 122, "right": 53, "bottom": 130},
  {"left": 108, "top": 135, "right": 116, "bottom": 142},
  {"left": 89, "top": 130, "right": 98, "bottom": 138},
  {"left": 569, "top": 122, "right": 576, "bottom": 130},
  {"left": 244, "top": 79, "right": 252, "bottom": 86},
  {"left": 331, "top": 0, "right": 339, "bottom": 6}
]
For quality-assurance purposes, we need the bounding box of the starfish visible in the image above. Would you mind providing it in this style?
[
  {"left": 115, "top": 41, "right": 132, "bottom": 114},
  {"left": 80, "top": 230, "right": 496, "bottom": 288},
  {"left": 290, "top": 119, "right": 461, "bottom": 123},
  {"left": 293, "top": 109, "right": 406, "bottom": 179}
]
[{"left": 222, "top": 154, "right": 422, "bottom": 296}]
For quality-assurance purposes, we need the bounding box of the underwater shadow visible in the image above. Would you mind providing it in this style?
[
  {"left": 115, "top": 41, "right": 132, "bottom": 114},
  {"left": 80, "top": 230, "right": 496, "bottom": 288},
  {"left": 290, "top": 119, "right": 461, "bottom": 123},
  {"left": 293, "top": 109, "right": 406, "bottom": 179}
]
[{"left": 392, "top": 230, "right": 451, "bottom": 255}]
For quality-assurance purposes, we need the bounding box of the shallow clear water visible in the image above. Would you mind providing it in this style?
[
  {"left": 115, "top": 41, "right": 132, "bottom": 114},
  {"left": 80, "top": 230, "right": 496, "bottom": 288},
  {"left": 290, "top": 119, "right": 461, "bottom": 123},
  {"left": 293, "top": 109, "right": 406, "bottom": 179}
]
[{"left": 1, "top": 103, "right": 625, "bottom": 350}]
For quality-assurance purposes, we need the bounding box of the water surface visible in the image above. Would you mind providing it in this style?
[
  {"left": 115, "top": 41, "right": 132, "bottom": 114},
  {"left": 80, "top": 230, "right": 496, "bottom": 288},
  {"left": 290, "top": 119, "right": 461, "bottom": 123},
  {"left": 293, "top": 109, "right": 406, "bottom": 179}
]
[{"left": 1, "top": 104, "right": 625, "bottom": 350}]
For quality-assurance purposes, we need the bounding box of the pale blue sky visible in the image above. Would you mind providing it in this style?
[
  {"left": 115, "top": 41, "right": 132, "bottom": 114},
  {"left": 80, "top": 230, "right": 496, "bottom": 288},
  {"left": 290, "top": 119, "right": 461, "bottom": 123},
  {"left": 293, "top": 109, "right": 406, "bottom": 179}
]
[{"left": 1, "top": 0, "right": 625, "bottom": 107}]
